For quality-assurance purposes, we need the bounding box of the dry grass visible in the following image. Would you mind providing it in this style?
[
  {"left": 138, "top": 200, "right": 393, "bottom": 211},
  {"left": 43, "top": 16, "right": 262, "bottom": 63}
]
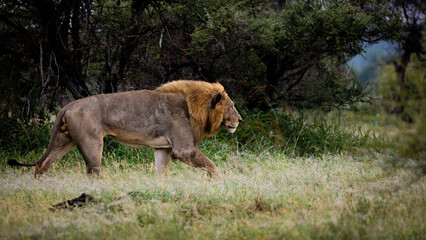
[{"left": 1, "top": 152, "right": 424, "bottom": 239}]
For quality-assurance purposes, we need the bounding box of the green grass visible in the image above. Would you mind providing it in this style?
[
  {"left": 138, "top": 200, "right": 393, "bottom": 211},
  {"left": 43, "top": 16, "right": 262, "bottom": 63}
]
[
  {"left": 0, "top": 111, "right": 424, "bottom": 239},
  {"left": 1, "top": 151, "right": 425, "bottom": 239},
  {"left": 0, "top": 110, "right": 388, "bottom": 160}
]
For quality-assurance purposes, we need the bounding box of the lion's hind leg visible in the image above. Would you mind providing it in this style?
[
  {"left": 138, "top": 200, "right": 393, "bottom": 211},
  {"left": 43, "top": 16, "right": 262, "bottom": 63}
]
[
  {"left": 74, "top": 137, "right": 104, "bottom": 177},
  {"left": 65, "top": 110, "right": 104, "bottom": 177},
  {"left": 35, "top": 132, "right": 75, "bottom": 177}
]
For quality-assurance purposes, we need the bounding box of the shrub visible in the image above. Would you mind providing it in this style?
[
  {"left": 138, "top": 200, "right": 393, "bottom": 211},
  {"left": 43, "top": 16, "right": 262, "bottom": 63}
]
[
  {"left": 375, "top": 54, "right": 425, "bottom": 172},
  {"left": 1, "top": 110, "right": 381, "bottom": 165},
  {"left": 203, "top": 109, "right": 380, "bottom": 157},
  {"left": 0, "top": 117, "right": 52, "bottom": 153}
]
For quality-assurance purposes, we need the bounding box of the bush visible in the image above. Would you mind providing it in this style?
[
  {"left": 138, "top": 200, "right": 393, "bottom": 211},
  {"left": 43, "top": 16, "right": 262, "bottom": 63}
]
[
  {"left": 375, "top": 54, "right": 426, "bottom": 172},
  {"left": 1, "top": 110, "right": 381, "bottom": 165},
  {"left": 0, "top": 117, "right": 52, "bottom": 154},
  {"left": 203, "top": 109, "right": 380, "bottom": 157}
]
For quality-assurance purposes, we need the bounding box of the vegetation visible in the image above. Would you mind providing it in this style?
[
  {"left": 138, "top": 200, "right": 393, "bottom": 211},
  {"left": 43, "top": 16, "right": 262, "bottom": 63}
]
[
  {"left": 1, "top": 138, "right": 424, "bottom": 239},
  {"left": 0, "top": 0, "right": 406, "bottom": 118},
  {"left": 375, "top": 53, "right": 426, "bottom": 171},
  {"left": 0, "top": 110, "right": 384, "bottom": 159},
  {"left": 0, "top": 0, "right": 425, "bottom": 239},
  {"left": 1, "top": 111, "right": 425, "bottom": 239}
]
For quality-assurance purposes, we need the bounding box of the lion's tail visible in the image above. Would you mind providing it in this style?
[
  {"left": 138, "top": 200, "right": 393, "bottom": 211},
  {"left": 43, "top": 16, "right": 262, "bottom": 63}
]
[
  {"left": 7, "top": 110, "right": 67, "bottom": 168},
  {"left": 7, "top": 159, "right": 37, "bottom": 167}
]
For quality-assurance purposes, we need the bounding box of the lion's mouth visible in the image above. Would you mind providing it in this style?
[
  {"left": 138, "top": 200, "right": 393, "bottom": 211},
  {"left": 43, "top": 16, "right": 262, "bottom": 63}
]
[
  {"left": 227, "top": 127, "right": 237, "bottom": 133},
  {"left": 224, "top": 123, "right": 238, "bottom": 133}
]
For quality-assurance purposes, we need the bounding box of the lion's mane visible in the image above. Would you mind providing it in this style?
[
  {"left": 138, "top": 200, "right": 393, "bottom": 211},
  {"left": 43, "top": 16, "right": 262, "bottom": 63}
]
[{"left": 156, "top": 80, "right": 228, "bottom": 142}]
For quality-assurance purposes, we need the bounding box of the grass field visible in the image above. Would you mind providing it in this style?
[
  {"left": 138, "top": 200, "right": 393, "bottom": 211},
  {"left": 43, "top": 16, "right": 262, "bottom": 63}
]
[
  {"left": 0, "top": 112, "right": 425, "bottom": 239},
  {"left": 1, "top": 152, "right": 425, "bottom": 239}
]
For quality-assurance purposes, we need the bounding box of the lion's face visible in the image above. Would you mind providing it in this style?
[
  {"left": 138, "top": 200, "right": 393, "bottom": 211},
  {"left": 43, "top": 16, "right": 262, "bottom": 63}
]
[{"left": 221, "top": 98, "right": 242, "bottom": 133}]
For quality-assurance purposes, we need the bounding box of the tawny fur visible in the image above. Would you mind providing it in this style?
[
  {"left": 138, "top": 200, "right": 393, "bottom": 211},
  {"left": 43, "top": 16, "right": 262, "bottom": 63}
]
[
  {"left": 8, "top": 80, "right": 241, "bottom": 178},
  {"left": 156, "top": 80, "right": 228, "bottom": 140}
]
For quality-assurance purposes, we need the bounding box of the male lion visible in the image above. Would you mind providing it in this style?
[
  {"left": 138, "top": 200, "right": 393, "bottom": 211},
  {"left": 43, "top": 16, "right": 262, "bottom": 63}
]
[{"left": 8, "top": 80, "right": 242, "bottom": 178}]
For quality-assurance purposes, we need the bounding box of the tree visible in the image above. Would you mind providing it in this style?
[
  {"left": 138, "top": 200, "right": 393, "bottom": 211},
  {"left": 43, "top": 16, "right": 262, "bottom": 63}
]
[
  {"left": 0, "top": 0, "right": 93, "bottom": 118},
  {"left": 0, "top": 0, "right": 404, "bottom": 119},
  {"left": 390, "top": 0, "right": 425, "bottom": 121},
  {"left": 190, "top": 0, "right": 400, "bottom": 108}
]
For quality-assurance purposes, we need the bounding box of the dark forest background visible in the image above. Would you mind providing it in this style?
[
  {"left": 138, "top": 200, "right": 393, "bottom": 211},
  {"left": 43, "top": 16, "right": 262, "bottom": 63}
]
[{"left": 1, "top": 0, "right": 424, "bottom": 119}]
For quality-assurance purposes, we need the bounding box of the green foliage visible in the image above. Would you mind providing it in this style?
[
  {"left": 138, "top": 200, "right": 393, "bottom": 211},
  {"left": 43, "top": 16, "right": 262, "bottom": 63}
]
[
  {"left": 292, "top": 59, "right": 371, "bottom": 108},
  {"left": 190, "top": 0, "right": 396, "bottom": 108},
  {"left": 102, "top": 137, "right": 154, "bottom": 165},
  {"left": 97, "top": 110, "right": 386, "bottom": 162},
  {"left": 1, "top": 110, "right": 383, "bottom": 166},
  {"left": 0, "top": 0, "right": 403, "bottom": 119},
  {"left": 0, "top": 1, "right": 402, "bottom": 166},
  {"left": 376, "top": 53, "right": 426, "bottom": 167},
  {"left": 208, "top": 110, "right": 380, "bottom": 157},
  {"left": 0, "top": 117, "right": 52, "bottom": 153}
]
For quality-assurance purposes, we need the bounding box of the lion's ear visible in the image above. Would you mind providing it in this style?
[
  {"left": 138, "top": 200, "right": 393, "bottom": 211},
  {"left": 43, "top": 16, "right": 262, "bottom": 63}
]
[{"left": 211, "top": 92, "right": 222, "bottom": 109}]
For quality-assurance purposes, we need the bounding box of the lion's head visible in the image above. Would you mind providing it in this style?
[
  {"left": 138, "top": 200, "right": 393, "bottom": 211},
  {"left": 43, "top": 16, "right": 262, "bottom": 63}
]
[
  {"left": 156, "top": 80, "right": 242, "bottom": 140},
  {"left": 220, "top": 94, "right": 242, "bottom": 134}
]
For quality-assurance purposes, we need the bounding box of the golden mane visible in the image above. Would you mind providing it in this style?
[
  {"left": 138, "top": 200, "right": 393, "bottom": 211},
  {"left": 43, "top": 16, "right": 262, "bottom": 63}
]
[{"left": 156, "top": 80, "right": 228, "bottom": 142}]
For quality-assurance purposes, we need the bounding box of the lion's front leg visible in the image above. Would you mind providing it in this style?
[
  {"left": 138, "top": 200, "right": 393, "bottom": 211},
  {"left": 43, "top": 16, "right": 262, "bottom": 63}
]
[
  {"left": 154, "top": 148, "right": 172, "bottom": 178},
  {"left": 168, "top": 119, "right": 219, "bottom": 178},
  {"left": 173, "top": 149, "right": 219, "bottom": 178}
]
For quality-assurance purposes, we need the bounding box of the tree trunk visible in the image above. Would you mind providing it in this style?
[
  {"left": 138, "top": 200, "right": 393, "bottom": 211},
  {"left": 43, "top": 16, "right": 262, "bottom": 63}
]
[{"left": 37, "top": 0, "right": 91, "bottom": 99}]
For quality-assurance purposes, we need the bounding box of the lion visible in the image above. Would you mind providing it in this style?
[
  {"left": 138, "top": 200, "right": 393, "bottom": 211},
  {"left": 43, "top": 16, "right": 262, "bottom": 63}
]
[{"left": 7, "top": 80, "right": 242, "bottom": 178}]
